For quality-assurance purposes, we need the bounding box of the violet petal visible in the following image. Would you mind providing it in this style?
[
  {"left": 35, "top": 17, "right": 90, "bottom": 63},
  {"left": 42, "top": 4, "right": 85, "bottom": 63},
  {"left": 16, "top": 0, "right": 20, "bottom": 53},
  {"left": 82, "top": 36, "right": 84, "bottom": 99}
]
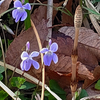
[
  {"left": 15, "top": 10, "right": 23, "bottom": 22},
  {"left": 43, "top": 54, "right": 52, "bottom": 66},
  {"left": 32, "top": 60, "right": 40, "bottom": 69},
  {"left": 12, "top": 9, "right": 18, "bottom": 19},
  {"left": 40, "top": 48, "right": 48, "bottom": 53},
  {"left": 52, "top": 53, "right": 58, "bottom": 64},
  {"left": 50, "top": 43, "right": 58, "bottom": 52},
  {"left": 24, "top": 59, "right": 31, "bottom": 71},
  {"left": 30, "top": 51, "right": 39, "bottom": 58},
  {"left": 21, "top": 11, "right": 27, "bottom": 21},
  {"left": 23, "top": 3, "right": 31, "bottom": 10},
  {"left": 20, "top": 61, "right": 25, "bottom": 70},
  {"left": 14, "top": 0, "right": 22, "bottom": 8},
  {"left": 21, "top": 51, "right": 29, "bottom": 60}
]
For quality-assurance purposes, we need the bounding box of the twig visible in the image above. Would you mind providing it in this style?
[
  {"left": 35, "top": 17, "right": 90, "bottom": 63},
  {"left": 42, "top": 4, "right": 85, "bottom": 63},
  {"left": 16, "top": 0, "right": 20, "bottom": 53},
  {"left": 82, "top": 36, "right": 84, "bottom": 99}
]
[
  {"left": 0, "top": 61, "right": 62, "bottom": 100},
  {"left": 0, "top": 81, "right": 21, "bottom": 100},
  {"left": 46, "top": 0, "right": 53, "bottom": 41},
  {"left": 30, "top": 19, "right": 45, "bottom": 100}
]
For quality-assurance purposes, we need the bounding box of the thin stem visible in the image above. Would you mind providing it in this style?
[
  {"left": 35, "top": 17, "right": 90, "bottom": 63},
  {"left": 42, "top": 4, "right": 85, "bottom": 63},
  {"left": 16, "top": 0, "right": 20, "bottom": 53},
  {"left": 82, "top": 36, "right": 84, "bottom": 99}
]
[
  {"left": 15, "top": 21, "right": 19, "bottom": 37},
  {"left": 30, "top": 19, "right": 45, "bottom": 100},
  {"left": 0, "top": 61, "right": 62, "bottom": 100},
  {"left": 0, "top": 36, "right": 7, "bottom": 85}
]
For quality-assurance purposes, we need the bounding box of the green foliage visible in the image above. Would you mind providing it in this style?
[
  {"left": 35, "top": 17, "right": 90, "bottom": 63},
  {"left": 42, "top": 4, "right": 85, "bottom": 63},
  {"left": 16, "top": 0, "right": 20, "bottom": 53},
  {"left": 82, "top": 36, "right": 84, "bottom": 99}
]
[
  {"left": 0, "top": 65, "right": 5, "bottom": 73},
  {"left": 45, "top": 79, "right": 66, "bottom": 100},
  {"left": 76, "top": 89, "right": 88, "bottom": 100},
  {"left": 21, "top": 81, "right": 37, "bottom": 90},
  {"left": 95, "top": 79, "right": 100, "bottom": 90},
  {"left": 91, "top": 0, "right": 100, "bottom": 4},
  {"left": 0, "top": 73, "right": 3, "bottom": 81},
  {"left": 7, "top": 39, "right": 13, "bottom": 46},
  {"left": 0, "top": 50, "right": 2, "bottom": 58},
  {"left": 19, "top": 95, "right": 31, "bottom": 100},
  {"left": 0, "top": 90, "right": 8, "bottom": 100},
  {"left": 11, "top": 77, "right": 26, "bottom": 88}
]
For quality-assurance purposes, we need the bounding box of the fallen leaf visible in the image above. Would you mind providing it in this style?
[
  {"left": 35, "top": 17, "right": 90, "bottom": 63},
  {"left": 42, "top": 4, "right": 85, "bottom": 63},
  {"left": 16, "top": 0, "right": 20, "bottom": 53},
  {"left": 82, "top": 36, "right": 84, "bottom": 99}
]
[
  {"left": 46, "top": 54, "right": 94, "bottom": 88},
  {"left": 0, "top": 0, "right": 12, "bottom": 15},
  {"left": 83, "top": 66, "right": 100, "bottom": 89},
  {"left": 51, "top": 36, "right": 98, "bottom": 68},
  {"left": 59, "top": 26, "right": 100, "bottom": 61}
]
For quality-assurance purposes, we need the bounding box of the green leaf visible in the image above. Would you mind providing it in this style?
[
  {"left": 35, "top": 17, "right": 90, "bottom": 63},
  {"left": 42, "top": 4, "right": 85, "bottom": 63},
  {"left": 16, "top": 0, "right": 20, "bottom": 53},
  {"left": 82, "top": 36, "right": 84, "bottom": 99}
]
[
  {"left": 11, "top": 77, "right": 26, "bottom": 88},
  {"left": 0, "top": 65, "right": 5, "bottom": 73},
  {"left": 0, "top": 50, "right": 2, "bottom": 58},
  {"left": 19, "top": 95, "right": 30, "bottom": 100},
  {"left": 22, "top": 81, "right": 36, "bottom": 90},
  {"left": 83, "top": 6, "right": 100, "bottom": 15},
  {"left": 24, "top": 0, "right": 31, "bottom": 30},
  {"left": 95, "top": 80, "right": 100, "bottom": 90},
  {"left": 0, "top": 90, "right": 8, "bottom": 100},
  {"left": 7, "top": 39, "right": 13, "bottom": 46},
  {"left": 76, "top": 89, "right": 88, "bottom": 100},
  {"left": 49, "top": 80, "right": 66, "bottom": 100},
  {"left": 0, "top": 73, "right": 3, "bottom": 81},
  {"left": 19, "top": 85, "right": 26, "bottom": 89}
]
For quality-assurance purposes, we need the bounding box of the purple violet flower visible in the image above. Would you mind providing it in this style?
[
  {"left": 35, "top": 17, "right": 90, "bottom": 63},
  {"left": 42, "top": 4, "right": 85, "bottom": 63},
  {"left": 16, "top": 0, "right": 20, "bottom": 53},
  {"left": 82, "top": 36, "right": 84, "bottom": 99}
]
[
  {"left": 40, "top": 39, "right": 58, "bottom": 66},
  {"left": 20, "top": 42, "right": 40, "bottom": 71},
  {"left": 12, "top": 0, "right": 31, "bottom": 22}
]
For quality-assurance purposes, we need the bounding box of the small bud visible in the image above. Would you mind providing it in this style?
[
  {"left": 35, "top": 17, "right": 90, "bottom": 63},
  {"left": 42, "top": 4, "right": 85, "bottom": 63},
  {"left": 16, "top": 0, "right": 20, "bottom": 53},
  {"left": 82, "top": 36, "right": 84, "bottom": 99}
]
[
  {"left": 49, "top": 39, "right": 52, "bottom": 46},
  {"left": 26, "top": 41, "right": 30, "bottom": 52}
]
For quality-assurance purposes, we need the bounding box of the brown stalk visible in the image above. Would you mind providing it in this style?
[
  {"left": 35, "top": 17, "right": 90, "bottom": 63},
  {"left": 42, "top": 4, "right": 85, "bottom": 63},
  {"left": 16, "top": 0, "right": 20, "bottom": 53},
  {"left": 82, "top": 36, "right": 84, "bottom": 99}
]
[
  {"left": 30, "top": 19, "right": 45, "bottom": 100},
  {"left": 71, "top": 5, "right": 82, "bottom": 97}
]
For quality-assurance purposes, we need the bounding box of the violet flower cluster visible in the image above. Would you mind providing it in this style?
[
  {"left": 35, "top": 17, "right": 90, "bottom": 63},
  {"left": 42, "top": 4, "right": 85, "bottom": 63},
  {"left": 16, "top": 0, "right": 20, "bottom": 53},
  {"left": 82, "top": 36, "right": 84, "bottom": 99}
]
[
  {"left": 13, "top": 1, "right": 59, "bottom": 71},
  {"left": 20, "top": 40, "right": 58, "bottom": 71},
  {"left": 12, "top": 0, "right": 31, "bottom": 22},
  {"left": 20, "top": 42, "right": 40, "bottom": 71}
]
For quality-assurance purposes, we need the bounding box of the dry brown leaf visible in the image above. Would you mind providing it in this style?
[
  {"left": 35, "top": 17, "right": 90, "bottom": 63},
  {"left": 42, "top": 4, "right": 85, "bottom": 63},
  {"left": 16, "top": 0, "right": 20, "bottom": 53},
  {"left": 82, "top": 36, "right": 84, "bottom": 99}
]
[
  {"left": 0, "top": 0, "right": 12, "bottom": 14},
  {"left": 59, "top": 27, "right": 100, "bottom": 61},
  {"left": 77, "top": 62, "right": 94, "bottom": 80},
  {"left": 51, "top": 36, "right": 98, "bottom": 68},
  {"left": 83, "top": 66, "right": 100, "bottom": 89},
  {"left": 46, "top": 53, "right": 94, "bottom": 87}
]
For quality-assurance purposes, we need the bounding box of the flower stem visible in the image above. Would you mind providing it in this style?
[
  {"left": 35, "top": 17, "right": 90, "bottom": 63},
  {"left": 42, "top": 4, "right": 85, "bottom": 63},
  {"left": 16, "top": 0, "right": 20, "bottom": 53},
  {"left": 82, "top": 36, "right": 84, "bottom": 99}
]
[{"left": 15, "top": 21, "right": 19, "bottom": 37}]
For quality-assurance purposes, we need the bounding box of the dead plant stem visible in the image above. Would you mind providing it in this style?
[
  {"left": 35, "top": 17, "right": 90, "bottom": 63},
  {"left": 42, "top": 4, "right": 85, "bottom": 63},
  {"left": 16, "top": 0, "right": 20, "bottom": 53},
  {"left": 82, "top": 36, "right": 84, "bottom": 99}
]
[
  {"left": 30, "top": 19, "right": 45, "bottom": 100},
  {"left": 0, "top": 36, "right": 7, "bottom": 85}
]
